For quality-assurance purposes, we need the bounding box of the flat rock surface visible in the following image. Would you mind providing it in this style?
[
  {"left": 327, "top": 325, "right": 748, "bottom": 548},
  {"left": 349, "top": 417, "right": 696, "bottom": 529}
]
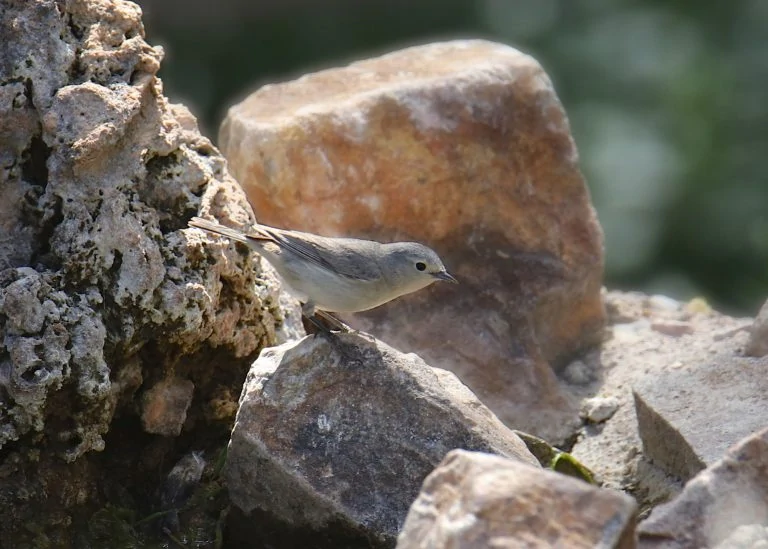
[{"left": 634, "top": 351, "right": 768, "bottom": 482}]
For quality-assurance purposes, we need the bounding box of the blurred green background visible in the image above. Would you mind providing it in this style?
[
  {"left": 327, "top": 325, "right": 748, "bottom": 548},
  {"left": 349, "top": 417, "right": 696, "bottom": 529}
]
[{"left": 136, "top": 0, "right": 767, "bottom": 315}]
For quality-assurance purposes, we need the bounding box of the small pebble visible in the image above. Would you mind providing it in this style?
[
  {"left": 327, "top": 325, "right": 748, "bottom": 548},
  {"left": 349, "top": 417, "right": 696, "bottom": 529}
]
[
  {"left": 647, "top": 294, "right": 681, "bottom": 312},
  {"left": 581, "top": 396, "right": 620, "bottom": 423},
  {"left": 562, "top": 360, "right": 594, "bottom": 385},
  {"left": 651, "top": 320, "right": 694, "bottom": 337}
]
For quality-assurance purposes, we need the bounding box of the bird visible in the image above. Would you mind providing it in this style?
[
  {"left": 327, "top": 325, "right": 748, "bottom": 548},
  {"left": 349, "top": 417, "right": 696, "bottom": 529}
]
[{"left": 188, "top": 216, "right": 457, "bottom": 331}]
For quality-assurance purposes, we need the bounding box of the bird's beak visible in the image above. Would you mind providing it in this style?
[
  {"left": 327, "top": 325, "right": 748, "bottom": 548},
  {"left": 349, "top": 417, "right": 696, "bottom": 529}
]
[{"left": 433, "top": 271, "right": 458, "bottom": 284}]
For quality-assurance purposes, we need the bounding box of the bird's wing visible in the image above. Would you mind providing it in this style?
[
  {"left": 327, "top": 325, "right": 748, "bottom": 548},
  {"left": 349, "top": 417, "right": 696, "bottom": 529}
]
[
  {"left": 189, "top": 217, "right": 274, "bottom": 244},
  {"left": 264, "top": 227, "right": 383, "bottom": 282}
]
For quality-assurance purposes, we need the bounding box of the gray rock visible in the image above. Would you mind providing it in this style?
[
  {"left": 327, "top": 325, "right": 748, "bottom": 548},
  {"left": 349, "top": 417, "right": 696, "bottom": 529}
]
[
  {"left": 569, "top": 291, "right": 754, "bottom": 512},
  {"left": 714, "top": 525, "right": 768, "bottom": 549},
  {"left": 397, "top": 449, "right": 637, "bottom": 549},
  {"left": 581, "top": 395, "right": 620, "bottom": 424},
  {"left": 226, "top": 333, "right": 538, "bottom": 547},
  {"left": 638, "top": 427, "right": 768, "bottom": 549},
  {"left": 633, "top": 353, "right": 768, "bottom": 481}
]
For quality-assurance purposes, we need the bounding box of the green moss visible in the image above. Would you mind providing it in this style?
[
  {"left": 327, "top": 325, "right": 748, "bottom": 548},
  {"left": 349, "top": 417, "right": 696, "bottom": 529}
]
[{"left": 515, "top": 430, "right": 596, "bottom": 484}]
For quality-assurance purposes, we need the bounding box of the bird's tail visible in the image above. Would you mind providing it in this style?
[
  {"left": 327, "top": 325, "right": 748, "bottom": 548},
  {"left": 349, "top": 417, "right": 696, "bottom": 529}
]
[{"left": 188, "top": 216, "right": 271, "bottom": 244}]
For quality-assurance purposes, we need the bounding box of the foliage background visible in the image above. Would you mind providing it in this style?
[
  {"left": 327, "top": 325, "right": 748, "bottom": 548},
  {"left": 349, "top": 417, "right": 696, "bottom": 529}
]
[{"left": 136, "top": 0, "right": 768, "bottom": 314}]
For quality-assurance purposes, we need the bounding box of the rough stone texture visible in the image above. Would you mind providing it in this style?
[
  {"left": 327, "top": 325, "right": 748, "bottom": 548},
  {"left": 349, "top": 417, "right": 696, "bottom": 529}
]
[
  {"left": 633, "top": 347, "right": 768, "bottom": 482},
  {"left": 226, "top": 333, "right": 538, "bottom": 547},
  {"left": 140, "top": 377, "right": 195, "bottom": 436},
  {"left": 219, "top": 39, "right": 606, "bottom": 444},
  {"left": 396, "top": 449, "right": 637, "bottom": 549},
  {"left": 0, "top": 0, "right": 300, "bottom": 545},
  {"left": 746, "top": 298, "right": 768, "bottom": 357},
  {"left": 638, "top": 428, "right": 768, "bottom": 549},
  {"left": 566, "top": 291, "right": 755, "bottom": 515}
]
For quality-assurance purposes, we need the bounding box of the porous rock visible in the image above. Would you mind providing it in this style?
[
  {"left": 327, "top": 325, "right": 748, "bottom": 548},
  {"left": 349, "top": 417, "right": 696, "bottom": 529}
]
[
  {"left": 225, "top": 333, "right": 538, "bottom": 547},
  {"left": 638, "top": 427, "right": 768, "bottom": 549},
  {"left": 0, "top": 0, "right": 297, "bottom": 544},
  {"left": 396, "top": 449, "right": 637, "bottom": 549},
  {"left": 219, "top": 39, "right": 606, "bottom": 443}
]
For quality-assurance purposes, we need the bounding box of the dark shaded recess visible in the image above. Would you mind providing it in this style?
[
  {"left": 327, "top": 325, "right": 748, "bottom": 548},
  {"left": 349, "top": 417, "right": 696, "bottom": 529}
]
[
  {"left": 135, "top": 338, "right": 253, "bottom": 409},
  {"left": 31, "top": 193, "right": 64, "bottom": 271},
  {"left": 226, "top": 505, "right": 385, "bottom": 549},
  {"left": 20, "top": 136, "right": 49, "bottom": 188},
  {"left": 142, "top": 151, "right": 204, "bottom": 234}
]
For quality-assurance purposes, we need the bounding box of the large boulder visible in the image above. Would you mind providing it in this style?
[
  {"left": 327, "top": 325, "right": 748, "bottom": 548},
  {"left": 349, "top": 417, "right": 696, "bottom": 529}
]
[{"left": 219, "top": 39, "right": 606, "bottom": 443}]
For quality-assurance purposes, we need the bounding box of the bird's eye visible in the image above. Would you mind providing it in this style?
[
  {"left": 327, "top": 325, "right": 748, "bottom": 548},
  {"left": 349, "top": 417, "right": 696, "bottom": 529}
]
[{"left": 415, "top": 262, "right": 427, "bottom": 272}]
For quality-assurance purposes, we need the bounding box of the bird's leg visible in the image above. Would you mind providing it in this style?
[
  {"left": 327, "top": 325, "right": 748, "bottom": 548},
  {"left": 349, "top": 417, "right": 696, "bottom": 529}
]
[
  {"left": 301, "top": 301, "right": 317, "bottom": 318},
  {"left": 300, "top": 301, "right": 331, "bottom": 334},
  {"left": 305, "top": 314, "right": 332, "bottom": 334},
  {"left": 315, "top": 310, "right": 353, "bottom": 333},
  {"left": 300, "top": 301, "right": 356, "bottom": 335},
  {"left": 314, "top": 311, "right": 378, "bottom": 344}
]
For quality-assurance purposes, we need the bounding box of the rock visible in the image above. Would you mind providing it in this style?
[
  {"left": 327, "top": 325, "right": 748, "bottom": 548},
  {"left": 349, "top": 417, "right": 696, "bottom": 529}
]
[
  {"left": 562, "top": 358, "right": 599, "bottom": 385},
  {"left": 746, "top": 299, "right": 768, "bottom": 357},
  {"left": 713, "top": 525, "right": 768, "bottom": 549},
  {"left": 140, "top": 378, "right": 195, "bottom": 436},
  {"left": 219, "top": 39, "right": 605, "bottom": 444},
  {"left": 581, "top": 396, "right": 620, "bottom": 424},
  {"left": 158, "top": 450, "right": 207, "bottom": 533},
  {"left": 633, "top": 351, "right": 768, "bottom": 482},
  {"left": 647, "top": 295, "right": 683, "bottom": 313},
  {"left": 638, "top": 427, "right": 768, "bottom": 549},
  {"left": 0, "top": 0, "right": 296, "bottom": 545},
  {"left": 650, "top": 320, "right": 694, "bottom": 337},
  {"left": 568, "top": 291, "right": 754, "bottom": 513},
  {"left": 396, "top": 449, "right": 637, "bottom": 549},
  {"left": 225, "top": 333, "right": 538, "bottom": 547},
  {"left": 1, "top": 0, "right": 267, "bottom": 459}
]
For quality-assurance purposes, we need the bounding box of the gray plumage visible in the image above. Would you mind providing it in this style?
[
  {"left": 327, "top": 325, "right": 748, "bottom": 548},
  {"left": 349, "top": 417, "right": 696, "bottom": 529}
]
[{"left": 188, "top": 216, "right": 457, "bottom": 316}]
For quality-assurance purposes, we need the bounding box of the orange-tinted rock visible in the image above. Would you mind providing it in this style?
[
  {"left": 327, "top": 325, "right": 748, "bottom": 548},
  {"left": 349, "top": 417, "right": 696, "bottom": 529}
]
[
  {"left": 220, "top": 40, "right": 605, "bottom": 442},
  {"left": 141, "top": 377, "right": 195, "bottom": 436}
]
